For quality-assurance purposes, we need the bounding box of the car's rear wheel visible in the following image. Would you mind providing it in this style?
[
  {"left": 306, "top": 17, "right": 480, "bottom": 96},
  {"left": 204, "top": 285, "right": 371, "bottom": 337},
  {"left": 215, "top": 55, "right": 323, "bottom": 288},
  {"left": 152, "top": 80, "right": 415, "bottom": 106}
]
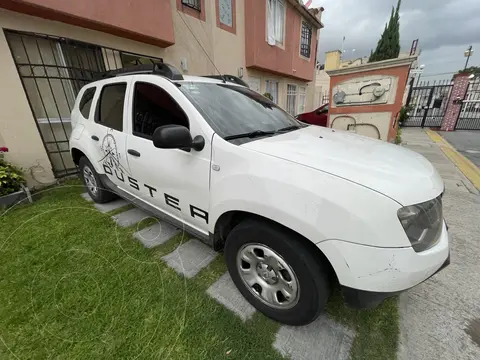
[
  {"left": 79, "top": 156, "right": 116, "bottom": 203},
  {"left": 224, "top": 219, "right": 331, "bottom": 325}
]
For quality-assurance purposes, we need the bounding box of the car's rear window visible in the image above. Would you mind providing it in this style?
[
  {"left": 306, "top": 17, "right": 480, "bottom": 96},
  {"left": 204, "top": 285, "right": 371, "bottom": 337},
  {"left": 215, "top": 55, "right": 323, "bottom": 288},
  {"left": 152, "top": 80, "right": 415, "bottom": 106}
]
[{"left": 79, "top": 87, "right": 96, "bottom": 119}]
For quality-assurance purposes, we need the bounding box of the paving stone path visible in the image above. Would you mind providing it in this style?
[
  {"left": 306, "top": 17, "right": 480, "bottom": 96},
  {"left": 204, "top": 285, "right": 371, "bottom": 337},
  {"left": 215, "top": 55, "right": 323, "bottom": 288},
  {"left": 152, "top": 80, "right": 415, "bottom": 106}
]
[{"left": 81, "top": 192, "right": 356, "bottom": 359}]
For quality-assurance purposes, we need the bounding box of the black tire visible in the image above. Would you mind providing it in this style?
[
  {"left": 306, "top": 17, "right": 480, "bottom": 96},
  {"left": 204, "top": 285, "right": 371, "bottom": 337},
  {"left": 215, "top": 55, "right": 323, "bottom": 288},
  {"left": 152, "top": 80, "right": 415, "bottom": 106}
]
[
  {"left": 79, "top": 156, "right": 116, "bottom": 204},
  {"left": 225, "top": 219, "right": 331, "bottom": 326}
]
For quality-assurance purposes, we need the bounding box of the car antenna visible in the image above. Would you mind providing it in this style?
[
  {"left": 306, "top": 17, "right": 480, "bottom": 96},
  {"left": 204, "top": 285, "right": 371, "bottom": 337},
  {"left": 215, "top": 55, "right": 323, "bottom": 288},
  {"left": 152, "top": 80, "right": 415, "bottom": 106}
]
[{"left": 177, "top": 10, "right": 227, "bottom": 83}]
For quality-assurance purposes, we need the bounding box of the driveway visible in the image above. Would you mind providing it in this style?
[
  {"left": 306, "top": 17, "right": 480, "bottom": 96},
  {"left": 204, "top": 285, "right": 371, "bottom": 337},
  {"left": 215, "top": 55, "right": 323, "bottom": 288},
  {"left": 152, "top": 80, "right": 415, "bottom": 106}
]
[
  {"left": 399, "top": 128, "right": 480, "bottom": 360},
  {"left": 441, "top": 130, "right": 480, "bottom": 168}
]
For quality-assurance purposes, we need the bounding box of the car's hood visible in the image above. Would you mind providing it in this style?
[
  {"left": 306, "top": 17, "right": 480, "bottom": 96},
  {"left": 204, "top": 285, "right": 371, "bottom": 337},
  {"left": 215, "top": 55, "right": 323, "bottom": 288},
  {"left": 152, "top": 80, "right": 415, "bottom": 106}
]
[{"left": 242, "top": 126, "right": 444, "bottom": 205}]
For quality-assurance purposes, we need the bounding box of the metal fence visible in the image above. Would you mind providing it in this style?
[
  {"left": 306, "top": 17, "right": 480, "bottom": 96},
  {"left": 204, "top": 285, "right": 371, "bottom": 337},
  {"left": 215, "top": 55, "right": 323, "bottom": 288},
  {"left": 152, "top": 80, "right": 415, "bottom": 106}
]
[
  {"left": 456, "top": 78, "right": 480, "bottom": 130},
  {"left": 404, "top": 79, "right": 453, "bottom": 128},
  {"left": 5, "top": 29, "right": 162, "bottom": 178}
]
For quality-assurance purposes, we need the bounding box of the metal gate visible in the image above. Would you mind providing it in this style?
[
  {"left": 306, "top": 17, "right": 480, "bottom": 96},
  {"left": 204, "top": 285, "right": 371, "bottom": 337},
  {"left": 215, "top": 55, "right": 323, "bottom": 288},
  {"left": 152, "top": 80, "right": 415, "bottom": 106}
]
[
  {"left": 404, "top": 80, "right": 453, "bottom": 127},
  {"left": 4, "top": 30, "right": 163, "bottom": 177},
  {"left": 455, "top": 78, "right": 480, "bottom": 130}
]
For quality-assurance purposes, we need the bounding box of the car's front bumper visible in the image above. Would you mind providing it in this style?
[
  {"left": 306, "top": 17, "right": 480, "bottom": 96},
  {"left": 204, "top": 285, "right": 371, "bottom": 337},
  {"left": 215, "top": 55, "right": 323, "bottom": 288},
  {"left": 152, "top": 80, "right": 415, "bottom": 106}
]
[
  {"left": 341, "top": 251, "right": 450, "bottom": 308},
  {"left": 317, "top": 221, "right": 450, "bottom": 295}
]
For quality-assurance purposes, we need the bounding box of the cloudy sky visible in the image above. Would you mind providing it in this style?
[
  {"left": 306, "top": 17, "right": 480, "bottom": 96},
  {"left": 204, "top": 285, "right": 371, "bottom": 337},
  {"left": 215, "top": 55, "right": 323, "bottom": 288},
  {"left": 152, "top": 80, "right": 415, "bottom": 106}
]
[{"left": 311, "top": 0, "right": 480, "bottom": 81}]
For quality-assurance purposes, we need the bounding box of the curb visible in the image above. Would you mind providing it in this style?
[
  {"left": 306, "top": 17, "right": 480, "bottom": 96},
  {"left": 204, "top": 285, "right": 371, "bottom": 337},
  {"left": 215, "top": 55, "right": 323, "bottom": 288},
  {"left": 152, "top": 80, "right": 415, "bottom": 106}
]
[{"left": 425, "top": 129, "right": 480, "bottom": 190}]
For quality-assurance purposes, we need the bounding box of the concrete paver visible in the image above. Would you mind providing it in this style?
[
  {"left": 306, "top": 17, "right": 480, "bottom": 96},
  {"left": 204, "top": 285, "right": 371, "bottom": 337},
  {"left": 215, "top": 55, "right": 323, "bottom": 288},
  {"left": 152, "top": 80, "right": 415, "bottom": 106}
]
[
  {"left": 94, "top": 198, "right": 129, "bottom": 213},
  {"left": 112, "top": 207, "right": 150, "bottom": 227},
  {"left": 81, "top": 192, "right": 93, "bottom": 202},
  {"left": 274, "top": 315, "right": 355, "bottom": 360},
  {"left": 133, "top": 221, "right": 180, "bottom": 248},
  {"left": 398, "top": 128, "right": 480, "bottom": 360},
  {"left": 161, "top": 239, "right": 217, "bottom": 278},
  {"left": 206, "top": 272, "right": 256, "bottom": 322}
]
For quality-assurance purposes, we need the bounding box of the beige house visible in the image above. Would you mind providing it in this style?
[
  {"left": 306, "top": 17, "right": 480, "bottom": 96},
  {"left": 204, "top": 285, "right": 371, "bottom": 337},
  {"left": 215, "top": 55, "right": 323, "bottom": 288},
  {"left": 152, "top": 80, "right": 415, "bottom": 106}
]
[{"left": 0, "top": 0, "right": 324, "bottom": 186}]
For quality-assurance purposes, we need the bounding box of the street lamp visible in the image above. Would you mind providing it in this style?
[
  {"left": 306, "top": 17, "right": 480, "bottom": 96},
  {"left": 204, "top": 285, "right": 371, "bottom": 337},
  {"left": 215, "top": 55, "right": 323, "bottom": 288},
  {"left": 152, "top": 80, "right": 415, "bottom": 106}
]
[
  {"left": 412, "top": 64, "right": 426, "bottom": 86},
  {"left": 464, "top": 45, "right": 473, "bottom": 70}
]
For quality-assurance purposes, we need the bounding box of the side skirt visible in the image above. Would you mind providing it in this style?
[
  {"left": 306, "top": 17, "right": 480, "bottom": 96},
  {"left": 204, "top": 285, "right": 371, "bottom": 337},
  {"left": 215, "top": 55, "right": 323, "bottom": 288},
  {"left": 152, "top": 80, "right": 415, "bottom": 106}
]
[{"left": 99, "top": 174, "right": 214, "bottom": 247}]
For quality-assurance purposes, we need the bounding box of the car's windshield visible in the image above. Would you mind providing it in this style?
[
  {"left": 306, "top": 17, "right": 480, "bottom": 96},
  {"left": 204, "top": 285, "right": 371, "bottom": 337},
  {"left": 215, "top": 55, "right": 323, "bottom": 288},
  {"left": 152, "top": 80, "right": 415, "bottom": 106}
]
[{"left": 178, "top": 82, "right": 305, "bottom": 142}]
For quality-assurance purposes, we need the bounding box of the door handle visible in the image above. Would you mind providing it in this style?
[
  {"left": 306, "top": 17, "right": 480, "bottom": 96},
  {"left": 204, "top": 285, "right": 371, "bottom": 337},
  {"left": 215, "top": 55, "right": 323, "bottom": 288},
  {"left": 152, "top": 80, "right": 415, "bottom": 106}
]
[
  {"left": 91, "top": 135, "right": 99, "bottom": 141},
  {"left": 127, "top": 149, "right": 141, "bottom": 157}
]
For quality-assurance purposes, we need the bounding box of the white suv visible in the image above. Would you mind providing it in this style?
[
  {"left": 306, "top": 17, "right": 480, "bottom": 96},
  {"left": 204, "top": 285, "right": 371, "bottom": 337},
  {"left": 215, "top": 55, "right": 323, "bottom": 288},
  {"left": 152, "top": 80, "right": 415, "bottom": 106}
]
[{"left": 70, "top": 63, "right": 450, "bottom": 325}]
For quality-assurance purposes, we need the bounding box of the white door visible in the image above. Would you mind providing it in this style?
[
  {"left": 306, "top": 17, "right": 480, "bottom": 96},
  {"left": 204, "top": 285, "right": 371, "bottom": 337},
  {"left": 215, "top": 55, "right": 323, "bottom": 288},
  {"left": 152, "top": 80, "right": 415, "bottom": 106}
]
[
  {"left": 88, "top": 80, "right": 131, "bottom": 189},
  {"left": 124, "top": 76, "right": 212, "bottom": 233}
]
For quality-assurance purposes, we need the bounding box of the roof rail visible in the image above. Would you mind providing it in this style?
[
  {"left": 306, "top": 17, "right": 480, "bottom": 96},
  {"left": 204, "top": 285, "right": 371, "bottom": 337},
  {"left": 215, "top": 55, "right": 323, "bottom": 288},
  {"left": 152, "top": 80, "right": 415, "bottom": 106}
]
[
  {"left": 102, "top": 63, "right": 184, "bottom": 81},
  {"left": 203, "top": 75, "right": 249, "bottom": 88}
]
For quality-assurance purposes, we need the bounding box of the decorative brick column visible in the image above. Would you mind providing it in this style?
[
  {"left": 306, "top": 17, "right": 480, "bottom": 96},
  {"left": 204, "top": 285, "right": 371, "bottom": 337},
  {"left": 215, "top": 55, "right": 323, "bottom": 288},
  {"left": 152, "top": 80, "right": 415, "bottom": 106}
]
[{"left": 441, "top": 74, "right": 470, "bottom": 131}]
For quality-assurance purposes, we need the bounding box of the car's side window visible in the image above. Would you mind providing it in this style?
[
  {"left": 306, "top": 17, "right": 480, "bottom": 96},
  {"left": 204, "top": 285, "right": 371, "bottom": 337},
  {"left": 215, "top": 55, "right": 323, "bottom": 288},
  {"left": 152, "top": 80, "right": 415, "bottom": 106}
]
[
  {"left": 132, "top": 82, "right": 189, "bottom": 139},
  {"left": 79, "top": 87, "right": 96, "bottom": 119},
  {"left": 96, "top": 83, "right": 127, "bottom": 131}
]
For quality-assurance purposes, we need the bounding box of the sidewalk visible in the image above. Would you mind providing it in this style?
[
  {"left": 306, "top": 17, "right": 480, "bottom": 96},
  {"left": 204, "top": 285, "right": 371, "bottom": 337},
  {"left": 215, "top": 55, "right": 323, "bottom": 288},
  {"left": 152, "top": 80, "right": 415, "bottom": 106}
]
[{"left": 398, "top": 128, "right": 480, "bottom": 360}]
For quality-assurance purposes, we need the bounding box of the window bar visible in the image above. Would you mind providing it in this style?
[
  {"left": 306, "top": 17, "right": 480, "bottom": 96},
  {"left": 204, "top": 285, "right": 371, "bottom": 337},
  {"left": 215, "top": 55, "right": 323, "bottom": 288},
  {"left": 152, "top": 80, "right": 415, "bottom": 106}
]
[
  {"left": 19, "top": 34, "right": 68, "bottom": 172},
  {"left": 112, "top": 49, "right": 119, "bottom": 70},
  {"left": 34, "top": 36, "right": 71, "bottom": 145},
  {"left": 48, "top": 40, "right": 73, "bottom": 114},
  {"left": 182, "top": 0, "right": 201, "bottom": 11}
]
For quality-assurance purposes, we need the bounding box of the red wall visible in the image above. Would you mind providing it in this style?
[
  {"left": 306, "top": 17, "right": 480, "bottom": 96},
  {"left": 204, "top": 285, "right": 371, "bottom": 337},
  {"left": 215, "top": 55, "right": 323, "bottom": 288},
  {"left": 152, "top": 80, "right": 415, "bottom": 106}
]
[
  {"left": 329, "top": 65, "right": 411, "bottom": 142},
  {"left": 245, "top": 0, "right": 317, "bottom": 82},
  {"left": 1, "top": 0, "right": 175, "bottom": 47}
]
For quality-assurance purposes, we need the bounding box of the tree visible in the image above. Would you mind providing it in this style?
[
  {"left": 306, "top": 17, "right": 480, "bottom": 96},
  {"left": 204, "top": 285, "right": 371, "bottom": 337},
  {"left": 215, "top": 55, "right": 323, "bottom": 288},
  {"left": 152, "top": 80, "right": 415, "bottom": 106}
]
[
  {"left": 458, "top": 66, "right": 480, "bottom": 76},
  {"left": 369, "top": 0, "right": 401, "bottom": 62}
]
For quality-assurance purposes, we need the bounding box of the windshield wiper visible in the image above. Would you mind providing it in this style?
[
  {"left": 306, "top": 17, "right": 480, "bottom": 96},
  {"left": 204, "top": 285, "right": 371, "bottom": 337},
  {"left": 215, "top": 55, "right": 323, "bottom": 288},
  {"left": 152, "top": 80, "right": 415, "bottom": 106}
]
[
  {"left": 276, "top": 125, "right": 302, "bottom": 132},
  {"left": 224, "top": 130, "right": 276, "bottom": 141}
]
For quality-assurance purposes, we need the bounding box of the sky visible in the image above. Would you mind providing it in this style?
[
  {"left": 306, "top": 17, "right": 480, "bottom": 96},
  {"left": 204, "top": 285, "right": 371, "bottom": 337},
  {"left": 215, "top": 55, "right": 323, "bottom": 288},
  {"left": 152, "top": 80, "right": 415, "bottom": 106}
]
[{"left": 311, "top": 0, "right": 480, "bottom": 81}]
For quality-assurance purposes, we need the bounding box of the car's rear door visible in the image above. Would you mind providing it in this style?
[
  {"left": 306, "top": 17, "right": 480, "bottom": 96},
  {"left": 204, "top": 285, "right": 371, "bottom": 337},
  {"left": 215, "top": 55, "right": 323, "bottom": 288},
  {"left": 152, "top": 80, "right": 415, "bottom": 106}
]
[
  {"left": 124, "top": 76, "right": 212, "bottom": 235},
  {"left": 87, "top": 79, "right": 132, "bottom": 190}
]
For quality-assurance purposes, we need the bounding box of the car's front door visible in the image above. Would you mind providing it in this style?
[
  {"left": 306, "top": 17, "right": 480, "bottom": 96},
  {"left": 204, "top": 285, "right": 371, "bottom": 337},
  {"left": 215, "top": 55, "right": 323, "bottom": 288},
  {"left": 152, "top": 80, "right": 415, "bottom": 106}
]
[{"left": 124, "top": 76, "right": 212, "bottom": 234}]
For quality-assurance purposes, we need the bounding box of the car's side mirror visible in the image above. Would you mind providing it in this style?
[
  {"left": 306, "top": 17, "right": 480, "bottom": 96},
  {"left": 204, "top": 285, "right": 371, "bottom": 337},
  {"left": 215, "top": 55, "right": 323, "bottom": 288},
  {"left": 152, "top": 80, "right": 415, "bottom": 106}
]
[{"left": 152, "top": 125, "right": 205, "bottom": 151}]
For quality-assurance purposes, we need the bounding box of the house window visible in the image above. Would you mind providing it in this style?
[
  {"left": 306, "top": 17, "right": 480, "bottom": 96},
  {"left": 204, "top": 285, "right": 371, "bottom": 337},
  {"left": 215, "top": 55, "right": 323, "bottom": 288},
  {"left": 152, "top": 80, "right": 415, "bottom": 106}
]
[
  {"left": 298, "top": 86, "right": 307, "bottom": 114},
  {"left": 286, "top": 84, "right": 297, "bottom": 115},
  {"left": 182, "top": 0, "right": 201, "bottom": 11},
  {"left": 267, "top": 0, "right": 285, "bottom": 45},
  {"left": 300, "top": 21, "right": 313, "bottom": 58},
  {"left": 219, "top": 0, "right": 233, "bottom": 26},
  {"left": 266, "top": 80, "right": 279, "bottom": 104},
  {"left": 247, "top": 77, "right": 261, "bottom": 93}
]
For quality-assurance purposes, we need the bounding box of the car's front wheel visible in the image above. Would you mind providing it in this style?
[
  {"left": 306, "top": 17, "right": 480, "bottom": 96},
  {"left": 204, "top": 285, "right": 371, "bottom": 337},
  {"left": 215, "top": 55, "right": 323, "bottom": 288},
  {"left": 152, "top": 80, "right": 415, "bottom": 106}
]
[
  {"left": 79, "top": 156, "right": 116, "bottom": 203},
  {"left": 225, "top": 219, "right": 331, "bottom": 325}
]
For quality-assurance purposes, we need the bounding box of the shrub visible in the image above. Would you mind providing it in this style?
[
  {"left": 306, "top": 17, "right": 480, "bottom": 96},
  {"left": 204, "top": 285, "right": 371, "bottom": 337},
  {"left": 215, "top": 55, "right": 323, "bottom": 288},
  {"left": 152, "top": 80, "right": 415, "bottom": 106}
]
[
  {"left": 398, "top": 105, "right": 412, "bottom": 127},
  {"left": 263, "top": 92, "right": 274, "bottom": 101},
  {"left": 0, "top": 159, "right": 26, "bottom": 196}
]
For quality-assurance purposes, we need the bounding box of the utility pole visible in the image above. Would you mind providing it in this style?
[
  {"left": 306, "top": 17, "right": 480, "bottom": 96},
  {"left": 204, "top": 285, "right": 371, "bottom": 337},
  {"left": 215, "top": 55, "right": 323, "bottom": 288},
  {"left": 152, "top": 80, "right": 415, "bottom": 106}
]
[{"left": 464, "top": 45, "right": 473, "bottom": 70}]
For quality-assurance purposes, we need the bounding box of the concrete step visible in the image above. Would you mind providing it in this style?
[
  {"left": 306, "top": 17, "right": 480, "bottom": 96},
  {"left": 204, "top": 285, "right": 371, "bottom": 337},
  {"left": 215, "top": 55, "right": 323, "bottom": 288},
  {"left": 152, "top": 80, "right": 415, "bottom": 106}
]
[
  {"left": 274, "top": 314, "right": 356, "bottom": 360},
  {"left": 161, "top": 239, "right": 217, "bottom": 279},
  {"left": 206, "top": 272, "right": 256, "bottom": 322},
  {"left": 112, "top": 208, "right": 150, "bottom": 227},
  {"left": 133, "top": 221, "right": 180, "bottom": 248}
]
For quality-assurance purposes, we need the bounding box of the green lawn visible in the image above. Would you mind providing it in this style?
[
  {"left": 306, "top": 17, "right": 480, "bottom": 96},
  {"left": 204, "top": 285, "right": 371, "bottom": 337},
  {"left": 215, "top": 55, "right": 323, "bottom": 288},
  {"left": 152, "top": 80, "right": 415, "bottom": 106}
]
[{"left": 0, "top": 182, "right": 399, "bottom": 359}]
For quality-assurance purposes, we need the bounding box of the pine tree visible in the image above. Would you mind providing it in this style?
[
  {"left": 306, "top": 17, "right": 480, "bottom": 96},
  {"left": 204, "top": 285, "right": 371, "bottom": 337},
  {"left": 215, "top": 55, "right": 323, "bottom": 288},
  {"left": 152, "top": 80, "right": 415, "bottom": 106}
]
[{"left": 369, "top": 0, "right": 401, "bottom": 62}]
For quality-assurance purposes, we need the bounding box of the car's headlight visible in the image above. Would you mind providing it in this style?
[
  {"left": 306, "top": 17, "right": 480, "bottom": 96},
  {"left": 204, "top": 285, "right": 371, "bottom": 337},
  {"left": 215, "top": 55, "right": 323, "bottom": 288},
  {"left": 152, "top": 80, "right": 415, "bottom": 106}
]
[{"left": 397, "top": 196, "right": 443, "bottom": 252}]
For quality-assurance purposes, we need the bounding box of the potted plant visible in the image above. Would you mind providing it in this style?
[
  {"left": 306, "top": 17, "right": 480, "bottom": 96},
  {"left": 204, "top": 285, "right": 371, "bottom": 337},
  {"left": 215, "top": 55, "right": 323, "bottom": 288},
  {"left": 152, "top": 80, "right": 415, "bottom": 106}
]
[{"left": 0, "top": 148, "right": 28, "bottom": 207}]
